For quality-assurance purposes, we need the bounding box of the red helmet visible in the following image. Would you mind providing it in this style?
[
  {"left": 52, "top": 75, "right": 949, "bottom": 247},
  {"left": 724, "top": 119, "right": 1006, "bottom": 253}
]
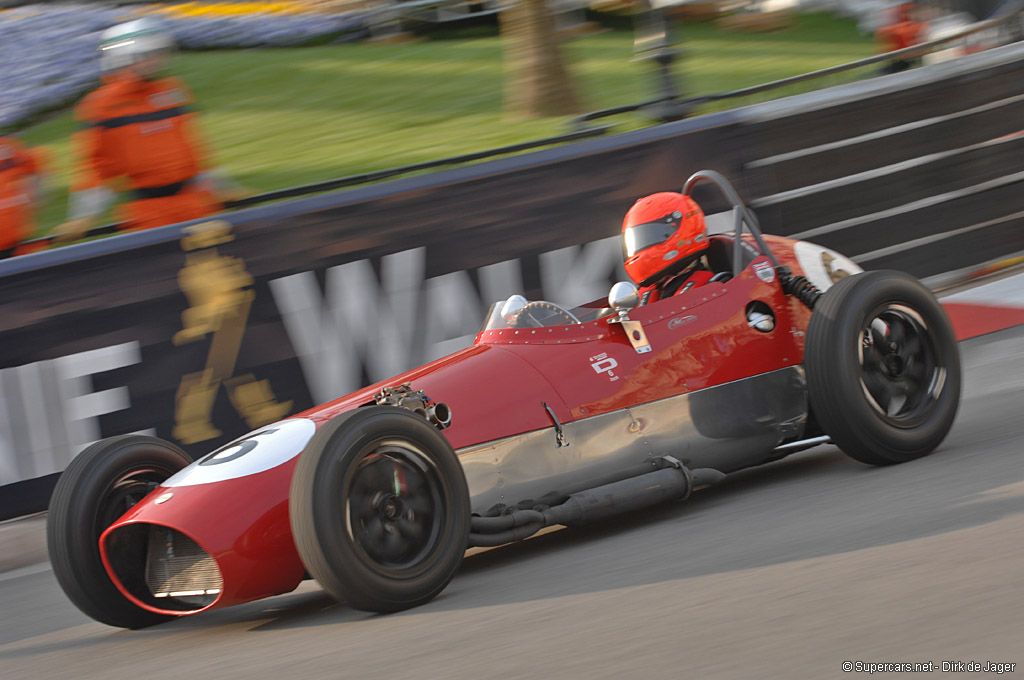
[{"left": 622, "top": 192, "right": 708, "bottom": 286}]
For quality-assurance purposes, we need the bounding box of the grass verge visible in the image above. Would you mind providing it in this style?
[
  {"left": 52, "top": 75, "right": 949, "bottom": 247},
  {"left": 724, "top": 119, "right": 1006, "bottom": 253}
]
[{"left": 20, "top": 12, "right": 875, "bottom": 235}]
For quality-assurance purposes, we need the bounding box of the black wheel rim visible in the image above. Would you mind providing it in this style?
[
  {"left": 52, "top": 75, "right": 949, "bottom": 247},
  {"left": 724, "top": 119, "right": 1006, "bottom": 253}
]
[
  {"left": 345, "top": 440, "right": 445, "bottom": 572},
  {"left": 94, "top": 467, "right": 172, "bottom": 539},
  {"left": 858, "top": 304, "right": 946, "bottom": 427}
]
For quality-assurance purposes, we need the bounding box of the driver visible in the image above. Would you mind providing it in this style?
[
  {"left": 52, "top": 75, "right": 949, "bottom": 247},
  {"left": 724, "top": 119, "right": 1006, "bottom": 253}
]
[{"left": 622, "top": 191, "right": 712, "bottom": 305}]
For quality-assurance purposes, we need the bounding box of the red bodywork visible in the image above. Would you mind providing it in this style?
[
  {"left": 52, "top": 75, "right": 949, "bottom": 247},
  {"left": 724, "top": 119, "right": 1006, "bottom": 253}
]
[{"left": 100, "top": 235, "right": 826, "bottom": 616}]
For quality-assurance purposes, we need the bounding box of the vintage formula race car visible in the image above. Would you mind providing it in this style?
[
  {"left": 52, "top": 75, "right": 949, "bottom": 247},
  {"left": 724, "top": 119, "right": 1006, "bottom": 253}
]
[{"left": 47, "top": 171, "right": 961, "bottom": 628}]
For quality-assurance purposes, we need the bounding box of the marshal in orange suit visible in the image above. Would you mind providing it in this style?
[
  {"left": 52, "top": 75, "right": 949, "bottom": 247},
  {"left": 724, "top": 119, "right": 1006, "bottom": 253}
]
[
  {"left": 53, "top": 18, "right": 245, "bottom": 244},
  {"left": 0, "top": 135, "right": 47, "bottom": 258}
]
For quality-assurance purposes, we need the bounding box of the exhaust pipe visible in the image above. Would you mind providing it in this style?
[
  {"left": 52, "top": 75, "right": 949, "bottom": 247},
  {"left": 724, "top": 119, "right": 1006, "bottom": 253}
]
[
  {"left": 469, "top": 457, "right": 691, "bottom": 547},
  {"left": 542, "top": 465, "right": 691, "bottom": 526},
  {"left": 428, "top": 403, "right": 452, "bottom": 429}
]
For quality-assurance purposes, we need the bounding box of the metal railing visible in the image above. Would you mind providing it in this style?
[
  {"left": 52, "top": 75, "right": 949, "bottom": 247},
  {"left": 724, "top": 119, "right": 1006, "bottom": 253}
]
[
  {"left": 571, "top": 0, "right": 1024, "bottom": 128},
  {"left": 19, "top": 125, "right": 610, "bottom": 250}
]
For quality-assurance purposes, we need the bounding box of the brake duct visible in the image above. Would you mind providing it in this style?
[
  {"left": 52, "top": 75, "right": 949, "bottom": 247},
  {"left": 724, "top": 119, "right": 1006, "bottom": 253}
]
[{"left": 468, "top": 456, "right": 703, "bottom": 548}]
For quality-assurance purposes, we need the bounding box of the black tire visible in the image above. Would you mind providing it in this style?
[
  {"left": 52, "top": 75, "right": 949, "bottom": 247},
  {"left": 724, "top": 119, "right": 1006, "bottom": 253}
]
[
  {"left": 289, "top": 406, "right": 470, "bottom": 613},
  {"left": 805, "top": 270, "right": 961, "bottom": 465},
  {"left": 46, "top": 435, "right": 192, "bottom": 628}
]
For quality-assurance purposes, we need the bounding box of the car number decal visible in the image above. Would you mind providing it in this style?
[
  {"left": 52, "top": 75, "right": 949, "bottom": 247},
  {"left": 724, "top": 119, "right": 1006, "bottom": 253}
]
[
  {"left": 163, "top": 418, "right": 316, "bottom": 487},
  {"left": 590, "top": 353, "right": 620, "bottom": 382}
]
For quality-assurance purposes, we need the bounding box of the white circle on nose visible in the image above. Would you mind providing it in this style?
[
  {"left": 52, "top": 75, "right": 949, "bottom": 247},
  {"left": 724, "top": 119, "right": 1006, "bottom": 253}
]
[{"left": 163, "top": 418, "right": 317, "bottom": 487}]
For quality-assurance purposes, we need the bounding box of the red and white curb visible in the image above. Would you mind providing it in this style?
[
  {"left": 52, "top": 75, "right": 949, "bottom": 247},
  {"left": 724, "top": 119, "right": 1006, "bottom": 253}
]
[{"left": 940, "top": 270, "right": 1024, "bottom": 340}]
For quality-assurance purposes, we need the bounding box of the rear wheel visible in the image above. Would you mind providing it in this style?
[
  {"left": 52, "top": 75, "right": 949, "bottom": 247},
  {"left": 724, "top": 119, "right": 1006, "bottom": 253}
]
[
  {"left": 289, "top": 406, "right": 470, "bottom": 613},
  {"left": 805, "top": 270, "right": 961, "bottom": 465},
  {"left": 46, "top": 435, "right": 192, "bottom": 628}
]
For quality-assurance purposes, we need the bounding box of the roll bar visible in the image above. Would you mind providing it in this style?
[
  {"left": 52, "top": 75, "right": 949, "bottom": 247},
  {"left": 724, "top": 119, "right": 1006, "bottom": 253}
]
[
  {"left": 682, "top": 169, "right": 781, "bottom": 277},
  {"left": 682, "top": 170, "right": 823, "bottom": 309}
]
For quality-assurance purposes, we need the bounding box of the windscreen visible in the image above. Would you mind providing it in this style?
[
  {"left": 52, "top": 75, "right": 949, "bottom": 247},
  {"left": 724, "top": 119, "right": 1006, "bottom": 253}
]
[{"left": 480, "top": 296, "right": 611, "bottom": 332}]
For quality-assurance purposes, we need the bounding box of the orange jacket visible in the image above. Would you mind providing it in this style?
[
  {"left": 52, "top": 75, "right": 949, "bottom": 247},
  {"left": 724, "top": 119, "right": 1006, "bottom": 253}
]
[
  {"left": 71, "top": 73, "right": 220, "bottom": 230},
  {"left": 877, "top": 21, "right": 927, "bottom": 52},
  {"left": 0, "top": 136, "right": 45, "bottom": 252},
  {"left": 876, "top": 5, "right": 927, "bottom": 54}
]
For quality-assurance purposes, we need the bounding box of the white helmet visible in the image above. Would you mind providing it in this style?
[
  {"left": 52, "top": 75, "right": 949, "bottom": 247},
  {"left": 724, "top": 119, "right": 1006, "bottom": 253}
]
[{"left": 99, "top": 18, "right": 175, "bottom": 77}]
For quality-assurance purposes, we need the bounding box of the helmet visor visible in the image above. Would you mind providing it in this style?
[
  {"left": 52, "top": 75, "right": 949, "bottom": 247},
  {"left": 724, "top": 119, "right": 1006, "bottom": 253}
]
[
  {"left": 623, "top": 215, "right": 681, "bottom": 258},
  {"left": 100, "top": 32, "right": 174, "bottom": 76}
]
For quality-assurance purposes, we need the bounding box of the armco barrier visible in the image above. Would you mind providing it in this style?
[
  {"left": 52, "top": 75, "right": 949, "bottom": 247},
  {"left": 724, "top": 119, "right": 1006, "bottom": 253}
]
[
  {"left": 2, "top": 42, "right": 1024, "bottom": 519},
  {"left": 735, "top": 42, "right": 1024, "bottom": 279}
]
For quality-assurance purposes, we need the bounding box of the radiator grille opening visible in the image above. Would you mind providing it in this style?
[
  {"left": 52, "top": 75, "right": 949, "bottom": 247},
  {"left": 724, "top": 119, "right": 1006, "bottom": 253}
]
[
  {"left": 105, "top": 524, "right": 223, "bottom": 613},
  {"left": 145, "top": 527, "right": 223, "bottom": 608}
]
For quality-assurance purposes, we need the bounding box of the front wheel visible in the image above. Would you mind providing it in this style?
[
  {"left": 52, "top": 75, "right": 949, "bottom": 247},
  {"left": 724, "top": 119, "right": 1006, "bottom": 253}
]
[
  {"left": 804, "top": 270, "right": 961, "bottom": 465},
  {"left": 289, "top": 406, "right": 470, "bottom": 613},
  {"left": 46, "top": 435, "right": 192, "bottom": 628}
]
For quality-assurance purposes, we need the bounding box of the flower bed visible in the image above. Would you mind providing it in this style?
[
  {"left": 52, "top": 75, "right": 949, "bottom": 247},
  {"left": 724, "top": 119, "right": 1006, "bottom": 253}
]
[{"left": 0, "top": 2, "right": 365, "bottom": 130}]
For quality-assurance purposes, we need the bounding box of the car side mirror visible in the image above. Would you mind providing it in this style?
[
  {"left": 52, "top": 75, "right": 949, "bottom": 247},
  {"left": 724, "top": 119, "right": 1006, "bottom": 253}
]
[{"left": 608, "top": 282, "right": 639, "bottom": 319}]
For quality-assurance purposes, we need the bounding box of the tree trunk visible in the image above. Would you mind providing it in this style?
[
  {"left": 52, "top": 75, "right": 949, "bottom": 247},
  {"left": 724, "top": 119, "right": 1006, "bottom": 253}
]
[{"left": 500, "top": 0, "right": 581, "bottom": 118}]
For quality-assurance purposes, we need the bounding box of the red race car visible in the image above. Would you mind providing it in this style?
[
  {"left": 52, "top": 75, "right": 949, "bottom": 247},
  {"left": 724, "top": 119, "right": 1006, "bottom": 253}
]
[{"left": 47, "top": 171, "right": 961, "bottom": 628}]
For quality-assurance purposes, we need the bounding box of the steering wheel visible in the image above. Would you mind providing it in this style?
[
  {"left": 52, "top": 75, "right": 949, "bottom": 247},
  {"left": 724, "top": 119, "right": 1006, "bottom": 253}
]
[{"left": 509, "top": 301, "right": 581, "bottom": 328}]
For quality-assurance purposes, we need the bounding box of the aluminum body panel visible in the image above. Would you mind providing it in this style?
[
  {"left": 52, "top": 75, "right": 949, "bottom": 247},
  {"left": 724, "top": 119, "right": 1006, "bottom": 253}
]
[{"left": 459, "top": 366, "right": 807, "bottom": 514}]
